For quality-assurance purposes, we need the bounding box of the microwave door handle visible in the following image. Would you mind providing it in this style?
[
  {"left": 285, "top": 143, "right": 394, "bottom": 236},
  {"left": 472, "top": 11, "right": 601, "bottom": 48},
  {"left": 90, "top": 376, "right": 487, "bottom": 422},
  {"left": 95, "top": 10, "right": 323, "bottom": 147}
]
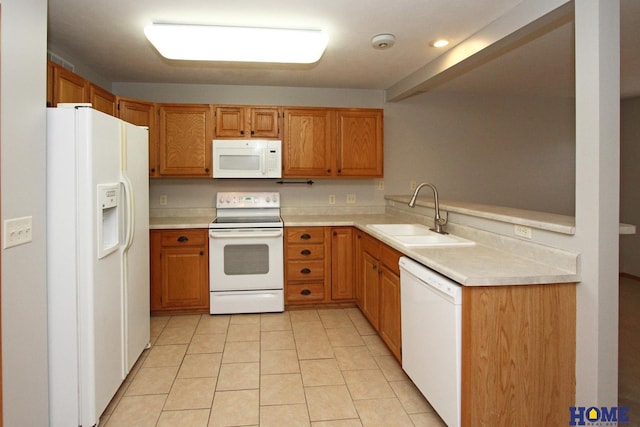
[{"left": 261, "top": 148, "right": 267, "bottom": 175}]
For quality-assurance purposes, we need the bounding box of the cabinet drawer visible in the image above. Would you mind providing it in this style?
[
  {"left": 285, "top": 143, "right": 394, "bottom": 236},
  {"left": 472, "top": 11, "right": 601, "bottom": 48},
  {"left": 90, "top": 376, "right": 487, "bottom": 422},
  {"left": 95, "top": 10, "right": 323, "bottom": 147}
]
[
  {"left": 287, "top": 260, "right": 324, "bottom": 281},
  {"left": 160, "top": 229, "right": 208, "bottom": 246},
  {"left": 380, "top": 244, "right": 403, "bottom": 275},
  {"left": 287, "top": 243, "right": 325, "bottom": 260},
  {"left": 287, "top": 283, "right": 325, "bottom": 302},
  {"left": 286, "top": 228, "right": 325, "bottom": 244}
]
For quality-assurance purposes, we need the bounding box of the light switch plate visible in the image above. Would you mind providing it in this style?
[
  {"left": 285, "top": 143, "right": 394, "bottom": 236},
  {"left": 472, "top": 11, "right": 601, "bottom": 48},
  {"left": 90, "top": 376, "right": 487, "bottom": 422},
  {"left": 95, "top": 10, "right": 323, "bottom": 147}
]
[{"left": 4, "top": 216, "right": 33, "bottom": 248}]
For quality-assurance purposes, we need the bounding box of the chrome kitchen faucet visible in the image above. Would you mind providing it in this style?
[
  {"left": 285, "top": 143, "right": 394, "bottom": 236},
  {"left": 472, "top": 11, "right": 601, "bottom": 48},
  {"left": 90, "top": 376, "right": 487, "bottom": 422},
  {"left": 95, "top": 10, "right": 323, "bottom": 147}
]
[{"left": 408, "top": 182, "right": 448, "bottom": 234}]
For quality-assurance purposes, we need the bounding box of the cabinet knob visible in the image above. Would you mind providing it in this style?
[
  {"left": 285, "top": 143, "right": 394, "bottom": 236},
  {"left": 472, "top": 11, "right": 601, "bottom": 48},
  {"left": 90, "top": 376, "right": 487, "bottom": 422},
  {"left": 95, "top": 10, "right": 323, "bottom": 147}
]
[
  {"left": 205, "top": 168, "right": 210, "bottom": 173},
  {"left": 333, "top": 231, "right": 337, "bottom": 236},
  {"left": 338, "top": 169, "right": 342, "bottom": 173},
  {"left": 372, "top": 264, "right": 377, "bottom": 270},
  {"left": 150, "top": 168, "right": 156, "bottom": 173},
  {"left": 199, "top": 251, "right": 204, "bottom": 256},
  {"left": 300, "top": 289, "right": 311, "bottom": 296},
  {"left": 177, "top": 236, "right": 189, "bottom": 242},
  {"left": 240, "top": 130, "right": 245, "bottom": 135},
  {"left": 301, "top": 268, "right": 311, "bottom": 274},
  {"left": 327, "top": 168, "right": 332, "bottom": 173},
  {"left": 251, "top": 130, "right": 255, "bottom": 135},
  {"left": 300, "top": 249, "right": 311, "bottom": 255},
  {"left": 300, "top": 233, "right": 311, "bottom": 240}
]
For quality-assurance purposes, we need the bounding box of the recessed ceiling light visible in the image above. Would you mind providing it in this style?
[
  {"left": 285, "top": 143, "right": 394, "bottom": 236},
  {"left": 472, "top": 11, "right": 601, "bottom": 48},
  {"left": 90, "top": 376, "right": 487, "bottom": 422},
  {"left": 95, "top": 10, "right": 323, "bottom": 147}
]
[
  {"left": 430, "top": 39, "right": 450, "bottom": 48},
  {"left": 144, "top": 23, "right": 329, "bottom": 64}
]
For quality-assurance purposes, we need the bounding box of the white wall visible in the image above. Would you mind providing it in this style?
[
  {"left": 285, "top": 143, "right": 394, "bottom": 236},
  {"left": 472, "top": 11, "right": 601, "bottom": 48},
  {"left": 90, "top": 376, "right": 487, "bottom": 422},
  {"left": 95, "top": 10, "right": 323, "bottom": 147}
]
[
  {"left": 1, "top": 0, "right": 50, "bottom": 424},
  {"left": 383, "top": 91, "right": 576, "bottom": 215},
  {"left": 621, "top": 96, "right": 640, "bottom": 277}
]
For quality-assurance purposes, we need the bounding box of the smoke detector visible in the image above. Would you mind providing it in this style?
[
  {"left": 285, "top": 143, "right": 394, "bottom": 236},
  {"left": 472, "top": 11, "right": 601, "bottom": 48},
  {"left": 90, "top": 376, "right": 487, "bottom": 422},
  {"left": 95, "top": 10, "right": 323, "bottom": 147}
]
[{"left": 371, "top": 33, "right": 396, "bottom": 50}]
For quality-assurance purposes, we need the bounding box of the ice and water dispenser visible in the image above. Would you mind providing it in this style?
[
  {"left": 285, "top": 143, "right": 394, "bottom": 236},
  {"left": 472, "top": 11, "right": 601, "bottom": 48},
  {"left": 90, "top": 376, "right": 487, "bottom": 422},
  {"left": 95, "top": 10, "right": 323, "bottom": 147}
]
[{"left": 97, "top": 183, "right": 120, "bottom": 258}]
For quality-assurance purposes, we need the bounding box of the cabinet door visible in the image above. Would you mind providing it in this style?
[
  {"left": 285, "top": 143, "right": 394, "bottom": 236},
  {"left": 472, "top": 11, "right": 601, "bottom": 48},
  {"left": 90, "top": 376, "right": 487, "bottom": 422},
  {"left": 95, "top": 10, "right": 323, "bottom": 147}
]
[
  {"left": 215, "top": 106, "right": 246, "bottom": 137},
  {"left": 353, "top": 231, "right": 365, "bottom": 308},
  {"left": 118, "top": 97, "right": 159, "bottom": 177},
  {"left": 89, "top": 84, "right": 116, "bottom": 116},
  {"left": 150, "top": 230, "right": 209, "bottom": 311},
  {"left": 159, "top": 104, "right": 213, "bottom": 177},
  {"left": 250, "top": 107, "right": 280, "bottom": 138},
  {"left": 282, "top": 108, "right": 334, "bottom": 177},
  {"left": 361, "top": 251, "right": 380, "bottom": 329},
  {"left": 336, "top": 109, "right": 383, "bottom": 177},
  {"left": 331, "top": 227, "right": 354, "bottom": 300},
  {"left": 52, "top": 64, "right": 88, "bottom": 106},
  {"left": 379, "top": 268, "right": 401, "bottom": 361},
  {"left": 160, "top": 245, "right": 208, "bottom": 308}
]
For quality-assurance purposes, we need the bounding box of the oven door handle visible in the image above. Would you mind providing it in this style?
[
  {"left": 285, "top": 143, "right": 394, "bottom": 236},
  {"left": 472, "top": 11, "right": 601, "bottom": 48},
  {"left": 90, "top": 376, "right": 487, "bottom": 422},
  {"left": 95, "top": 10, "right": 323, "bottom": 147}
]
[{"left": 209, "top": 229, "right": 283, "bottom": 239}]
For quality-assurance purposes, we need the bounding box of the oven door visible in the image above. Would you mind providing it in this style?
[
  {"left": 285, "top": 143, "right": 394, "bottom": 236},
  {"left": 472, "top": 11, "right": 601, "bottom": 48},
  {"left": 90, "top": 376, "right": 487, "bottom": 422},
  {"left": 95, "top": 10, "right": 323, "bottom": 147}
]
[{"left": 209, "top": 227, "right": 284, "bottom": 291}]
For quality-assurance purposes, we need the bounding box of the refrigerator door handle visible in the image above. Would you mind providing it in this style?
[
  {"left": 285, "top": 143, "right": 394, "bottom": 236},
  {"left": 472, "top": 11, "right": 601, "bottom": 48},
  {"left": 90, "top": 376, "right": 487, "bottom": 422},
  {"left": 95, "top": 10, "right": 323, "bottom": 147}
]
[{"left": 120, "top": 173, "right": 135, "bottom": 252}]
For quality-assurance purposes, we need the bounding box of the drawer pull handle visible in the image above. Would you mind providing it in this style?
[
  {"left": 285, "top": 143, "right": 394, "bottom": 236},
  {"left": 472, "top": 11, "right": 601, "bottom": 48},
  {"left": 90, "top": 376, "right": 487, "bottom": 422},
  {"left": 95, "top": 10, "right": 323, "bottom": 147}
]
[
  {"left": 177, "top": 236, "right": 189, "bottom": 242},
  {"left": 300, "top": 233, "right": 311, "bottom": 240},
  {"left": 300, "top": 249, "right": 311, "bottom": 255},
  {"left": 300, "top": 289, "right": 311, "bottom": 296},
  {"left": 301, "top": 268, "right": 311, "bottom": 274}
]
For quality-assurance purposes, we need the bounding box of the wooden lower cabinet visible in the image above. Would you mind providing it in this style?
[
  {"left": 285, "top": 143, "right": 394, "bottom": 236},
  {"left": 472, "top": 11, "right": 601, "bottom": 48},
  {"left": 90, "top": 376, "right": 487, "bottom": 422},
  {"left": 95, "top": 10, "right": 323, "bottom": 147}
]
[
  {"left": 461, "top": 283, "right": 576, "bottom": 427},
  {"left": 285, "top": 226, "right": 355, "bottom": 307},
  {"left": 355, "top": 231, "right": 402, "bottom": 361},
  {"left": 150, "top": 229, "right": 209, "bottom": 314}
]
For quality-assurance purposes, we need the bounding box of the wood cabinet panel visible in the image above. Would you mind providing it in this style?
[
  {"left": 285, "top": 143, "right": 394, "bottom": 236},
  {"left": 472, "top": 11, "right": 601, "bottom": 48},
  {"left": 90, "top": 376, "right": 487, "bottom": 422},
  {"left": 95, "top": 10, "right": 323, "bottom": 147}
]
[
  {"left": 286, "top": 227, "right": 326, "bottom": 244},
  {"left": 461, "top": 283, "right": 576, "bottom": 427},
  {"left": 150, "top": 229, "right": 209, "bottom": 313},
  {"left": 331, "top": 227, "right": 354, "bottom": 300},
  {"left": 285, "top": 227, "right": 330, "bottom": 306},
  {"left": 379, "top": 244, "right": 402, "bottom": 361},
  {"left": 336, "top": 109, "right": 383, "bottom": 177},
  {"left": 52, "top": 63, "right": 87, "bottom": 106},
  {"left": 117, "top": 97, "right": 158, "bottom": 177},
  {"left": 89, "top": 84, "right": 116, "bottom": 116},
  {"left": 287, "top": 283, "right": 326, "bottom": 303},
  {"left": 282, "top": 108, "right": 334, "bottom": 177},
  {"left": 287, "top": 260, "right": 325, "bottom": 281},
  {"left": 159, "top": 104, "right": 213, "bottom": 177},
  {"left": 214, "top": 106, "right": 280, "bottom": 138}
]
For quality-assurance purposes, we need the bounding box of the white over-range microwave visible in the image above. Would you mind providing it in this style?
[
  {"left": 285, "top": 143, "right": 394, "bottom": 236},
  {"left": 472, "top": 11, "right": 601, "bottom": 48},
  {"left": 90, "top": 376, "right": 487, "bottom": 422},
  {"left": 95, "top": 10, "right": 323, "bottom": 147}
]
[{"left": 212, "top": 139, "right": 282, "bottom": 178}]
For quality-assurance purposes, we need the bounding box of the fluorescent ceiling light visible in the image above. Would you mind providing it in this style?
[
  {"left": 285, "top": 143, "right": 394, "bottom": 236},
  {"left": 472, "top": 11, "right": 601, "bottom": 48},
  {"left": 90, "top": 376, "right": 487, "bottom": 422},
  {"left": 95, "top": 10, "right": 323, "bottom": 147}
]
[{"left": 144, "top": 23, "right": 329, "bottom": 64}]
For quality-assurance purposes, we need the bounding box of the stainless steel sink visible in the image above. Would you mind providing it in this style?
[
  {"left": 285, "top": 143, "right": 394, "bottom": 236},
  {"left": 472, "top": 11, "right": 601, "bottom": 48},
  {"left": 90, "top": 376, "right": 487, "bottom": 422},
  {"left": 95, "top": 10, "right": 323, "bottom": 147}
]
[{"left": 366, "top": 223, "right": 475, "bottom": 247}]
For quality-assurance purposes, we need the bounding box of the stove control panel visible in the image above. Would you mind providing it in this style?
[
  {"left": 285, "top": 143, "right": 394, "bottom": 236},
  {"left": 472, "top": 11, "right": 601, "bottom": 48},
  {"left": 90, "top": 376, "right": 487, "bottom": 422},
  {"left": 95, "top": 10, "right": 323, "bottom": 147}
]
[{"left": 216, "top": 192, "right": 280, "bottom": 208}]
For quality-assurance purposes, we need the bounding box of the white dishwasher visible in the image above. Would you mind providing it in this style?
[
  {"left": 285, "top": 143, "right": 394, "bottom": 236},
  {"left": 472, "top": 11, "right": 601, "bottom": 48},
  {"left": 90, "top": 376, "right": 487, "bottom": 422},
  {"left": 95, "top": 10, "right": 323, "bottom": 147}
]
[{"left": 400, "top": 256, "right": 462, "bottom": 427}]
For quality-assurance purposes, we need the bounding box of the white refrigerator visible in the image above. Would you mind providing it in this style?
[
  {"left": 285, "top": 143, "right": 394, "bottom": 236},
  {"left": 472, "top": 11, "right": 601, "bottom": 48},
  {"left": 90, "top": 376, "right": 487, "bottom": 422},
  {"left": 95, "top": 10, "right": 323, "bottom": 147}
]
[{"left": 46, "top": 105, "right": 150, "bottom": 427}]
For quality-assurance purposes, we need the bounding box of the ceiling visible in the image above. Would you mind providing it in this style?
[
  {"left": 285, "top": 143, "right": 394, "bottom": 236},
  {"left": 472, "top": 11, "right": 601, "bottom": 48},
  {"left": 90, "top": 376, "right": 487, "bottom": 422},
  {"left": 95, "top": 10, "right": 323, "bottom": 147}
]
[{"left": 47, "top": 0, "right": 640, "bottom": 98}]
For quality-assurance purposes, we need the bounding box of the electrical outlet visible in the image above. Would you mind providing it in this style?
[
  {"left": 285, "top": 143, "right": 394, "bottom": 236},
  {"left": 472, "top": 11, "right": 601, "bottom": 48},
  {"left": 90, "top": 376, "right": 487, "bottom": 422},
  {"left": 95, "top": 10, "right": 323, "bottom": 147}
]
[
  {"left": 346, "top": 194, "right": 356, "bottom": 204},
  {"left": 3, "top": 216, "right": 33, "bottom": 249},
  {"left": 410, "top": 181, "right": 417, "bottom": 191},
  {"left": 329, "top": 195, "right": 336, "bottom": 205},
  {"left": 160, "top": 195, "right": 167, "bottom": 206},
  {"left": 377, "top": 181, "right": 385, "bottom": 191},
  {"left": 514, "top": 224, "right": 532, "bottom": 239}
]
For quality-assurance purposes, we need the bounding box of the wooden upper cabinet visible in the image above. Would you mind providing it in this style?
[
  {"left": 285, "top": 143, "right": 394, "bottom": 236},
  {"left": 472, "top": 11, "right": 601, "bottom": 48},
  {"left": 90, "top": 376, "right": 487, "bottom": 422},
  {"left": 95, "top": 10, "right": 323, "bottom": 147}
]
[
  {"left": 282, "top": 108, "right": 334, "bottom": 177},
  {"left": 117, "top": 97, "right": 159, "bottom": 177},
  {"left": 214, "top": 106, "right": 280, "bottom": 138},
  {"left": 159, "top": 104, "right": 213, "bottom": 177},
  {"left": 336, "top": 109, "right": 383, "bottom": 177},
  {"left": 50, "top": 61, "right": 88, "bottom": 106},
  {"left": 89, "top": 84, "right": 116, "bottom": 116}
]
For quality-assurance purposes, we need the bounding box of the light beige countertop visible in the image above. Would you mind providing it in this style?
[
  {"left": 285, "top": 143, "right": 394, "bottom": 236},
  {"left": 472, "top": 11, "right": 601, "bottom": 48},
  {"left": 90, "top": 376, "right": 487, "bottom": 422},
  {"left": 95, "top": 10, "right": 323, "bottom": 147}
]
[
  {"left": 284, "top": 213, "right": 579, "bottom": 286},
  {"left": 149, "top": 211, "right": 580, "bottom": 287}
]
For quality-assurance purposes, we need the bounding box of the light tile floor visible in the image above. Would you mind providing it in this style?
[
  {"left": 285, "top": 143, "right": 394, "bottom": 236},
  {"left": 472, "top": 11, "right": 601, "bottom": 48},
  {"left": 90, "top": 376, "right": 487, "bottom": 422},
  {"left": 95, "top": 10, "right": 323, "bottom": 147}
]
[
  {"left": 100, "top": 308, "right": 446, "bottom": 427},
  {"left": 619, "top": 276, "right": 640, "bottom": 427}
]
